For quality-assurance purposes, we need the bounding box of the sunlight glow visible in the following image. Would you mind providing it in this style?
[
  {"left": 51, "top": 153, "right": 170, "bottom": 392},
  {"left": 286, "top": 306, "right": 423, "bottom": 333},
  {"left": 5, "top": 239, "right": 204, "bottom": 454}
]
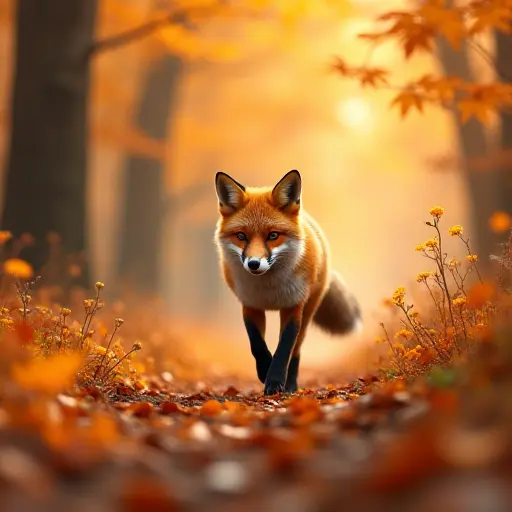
[{"left": 336, "top": 97, "right": 374, "bottom": 131}]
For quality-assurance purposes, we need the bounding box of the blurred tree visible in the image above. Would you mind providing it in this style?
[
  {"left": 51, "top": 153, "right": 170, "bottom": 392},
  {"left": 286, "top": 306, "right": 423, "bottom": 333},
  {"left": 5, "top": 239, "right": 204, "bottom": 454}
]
[
  {"left": 334, "top": 0, "right": 512, "bottom": 272},
  {"left": 436, "top": 3, "right": 512, "bottom": 272},
  {"left": 118, "top": 53, "right": 183, "bottom": 294},
  {"left": 496, "top": 31, "right": 512, "bottom": 228},
  {"left": 2, "top": 0, "right": 97, "bottom": 285}
]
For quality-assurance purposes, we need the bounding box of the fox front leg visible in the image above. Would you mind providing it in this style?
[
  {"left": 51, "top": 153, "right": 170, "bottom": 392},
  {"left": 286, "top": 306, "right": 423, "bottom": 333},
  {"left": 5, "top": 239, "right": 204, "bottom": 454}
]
[
  {"left": 284, "top": 292, "right": 323, "bottom": 393},
  {"left": 243, "top": 307, "right": 272, "bottom": 383},
  {"left": 264, "top": 305, "right": 303, "bottom": 395}
]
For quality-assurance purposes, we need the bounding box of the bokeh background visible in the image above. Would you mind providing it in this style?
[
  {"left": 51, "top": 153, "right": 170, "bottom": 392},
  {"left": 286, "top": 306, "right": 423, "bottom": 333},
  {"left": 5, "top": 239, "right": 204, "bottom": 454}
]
[{"left": 0, "top": 0, "right": 499, "bottom": 378}]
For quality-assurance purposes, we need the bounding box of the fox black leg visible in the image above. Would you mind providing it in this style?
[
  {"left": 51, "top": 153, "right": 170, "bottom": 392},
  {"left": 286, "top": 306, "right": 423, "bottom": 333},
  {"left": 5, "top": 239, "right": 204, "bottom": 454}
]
[
  {"left": 243, "top": 307, "right": 272, "bottom": 383},
  {"left": 282, "top": 295, "right": 321, "bottom": 393},
  {"left": 284, "top": 354, "right": 300, "bottom": 393},
  {"left": 264, "top": 305, "right": 302, "bottom": 395}
]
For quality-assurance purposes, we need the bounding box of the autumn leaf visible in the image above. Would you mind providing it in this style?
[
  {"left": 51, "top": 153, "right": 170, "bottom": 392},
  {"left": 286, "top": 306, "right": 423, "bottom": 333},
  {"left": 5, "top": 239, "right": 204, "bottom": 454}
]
[
  {"left": 419, "top": 2, "right": 466, "bottom": 50},
  {"left": 376, "top": 11, "right": 436, "bottom": 58},
  {"left": 468, "top": 2, "right": 512, "bottom": 35},
  {"left": 0, "top": 230, "right": 12, "bottom": 245},
  {"left": 331, "top": 57, "right": 355, "bottom": 77},
  {"left": 13, "top": 321, "right": 35, "bottom": 346},
  {"left": 416, "top": 75, "right": 462, "bottom": 102},
  {"left": 391, "top": 90, "right": 424, "bottom": 117},
  {"left": 467, "top": 282, "right": 495, "bottom": 309},
  {"left": 12, "top": 353, "right": 83, "bottom": 395},
  {"left": 458, "top": 98, "right": 492, "bottom": 124},
  {"left": 359, "top": 68, "right": 389, "bottom": 88},
  {"left": 489, "top": 211, "right": 512, "bottom": 233},
  {"left": 3, "top": 258, "right": 34, "bottom": 280},
  {"left": 200, "top": 399, "right": 223, "bottom": 417}
]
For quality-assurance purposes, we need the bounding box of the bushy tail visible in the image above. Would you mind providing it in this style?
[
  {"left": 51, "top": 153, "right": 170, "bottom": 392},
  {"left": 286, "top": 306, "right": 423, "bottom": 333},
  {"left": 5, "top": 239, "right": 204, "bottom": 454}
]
[{"left": 313, "top": 272, "right": 361, "bottom": 335}]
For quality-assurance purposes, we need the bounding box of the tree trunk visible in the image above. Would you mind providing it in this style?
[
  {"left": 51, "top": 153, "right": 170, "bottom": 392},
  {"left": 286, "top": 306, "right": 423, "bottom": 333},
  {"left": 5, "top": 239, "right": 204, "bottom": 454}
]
[
  {"left": 496, "top": 32, "right": 512, "bottom": 221},
  {"left": 118, "top": 55, "right": 183, "bottom": 295},
  {"left": 436, "top": 38, "right": 498, "bottom": 272},
  {"left": 1, "top": 0, "right": 97, "bottom": 286}
]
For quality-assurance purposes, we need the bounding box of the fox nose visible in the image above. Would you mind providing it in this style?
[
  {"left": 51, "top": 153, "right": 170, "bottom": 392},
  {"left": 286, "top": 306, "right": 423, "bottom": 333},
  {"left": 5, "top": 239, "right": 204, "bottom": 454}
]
[{"left": 247, "top": 259, "right": 260, "bottom": 271}]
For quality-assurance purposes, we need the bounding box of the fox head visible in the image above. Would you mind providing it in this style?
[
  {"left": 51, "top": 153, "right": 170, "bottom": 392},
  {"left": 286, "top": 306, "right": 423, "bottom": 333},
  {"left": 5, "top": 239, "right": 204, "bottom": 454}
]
[{"left": 214, "top": 170, "right": 304, "bottom": 275}]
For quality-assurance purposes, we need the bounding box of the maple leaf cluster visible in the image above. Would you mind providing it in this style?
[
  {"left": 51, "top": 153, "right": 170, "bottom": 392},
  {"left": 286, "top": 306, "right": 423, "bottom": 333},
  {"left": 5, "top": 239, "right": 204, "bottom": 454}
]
[{"left": 333, "top": 0, "right": 512, "bottom": 122}]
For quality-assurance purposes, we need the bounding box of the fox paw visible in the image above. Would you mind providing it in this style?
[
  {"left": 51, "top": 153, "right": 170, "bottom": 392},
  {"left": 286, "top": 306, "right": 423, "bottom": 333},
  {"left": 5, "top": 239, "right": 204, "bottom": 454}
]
[
  {"left": 264, "top": 379, "right": 285, "bottom": 396},
  {"left": 284, "top": 381, "right": 298, "bottom": 393}
]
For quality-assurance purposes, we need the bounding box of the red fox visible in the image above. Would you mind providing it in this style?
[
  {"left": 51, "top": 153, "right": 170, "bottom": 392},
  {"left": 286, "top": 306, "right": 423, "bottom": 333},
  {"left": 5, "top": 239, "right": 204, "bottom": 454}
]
[{"left": 214, "top": 170, "right": 361, "bottom": 395}]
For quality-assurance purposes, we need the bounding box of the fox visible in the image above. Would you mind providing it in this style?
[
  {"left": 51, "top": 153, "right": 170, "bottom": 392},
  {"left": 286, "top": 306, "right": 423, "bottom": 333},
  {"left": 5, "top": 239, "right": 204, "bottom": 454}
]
[{"left": 214, "top": 170, "right": 361, "bottom": 395}]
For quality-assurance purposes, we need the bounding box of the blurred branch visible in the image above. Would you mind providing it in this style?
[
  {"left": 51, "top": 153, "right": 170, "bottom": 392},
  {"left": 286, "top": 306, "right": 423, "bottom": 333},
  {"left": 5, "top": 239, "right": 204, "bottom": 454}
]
[
  {"left": 88, "top": 13, "right": 176, "bottom": 57},
  {"left": 88, "top": 2, "right": 261, "bottom": 58}
]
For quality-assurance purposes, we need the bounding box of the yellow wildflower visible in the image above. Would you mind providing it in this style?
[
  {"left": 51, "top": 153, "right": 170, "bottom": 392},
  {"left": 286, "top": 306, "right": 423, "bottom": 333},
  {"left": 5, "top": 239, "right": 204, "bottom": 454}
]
[
  {"left": 448, "top": 258, "right": 460, "bottom": 268},
  {"left": 415, "top": 243, "right": 426, "bottom": 252},
  {"left": 453, "top": 297, "right": 467, "bottom": 307},
  {"left": 405, "top": 347, "right": 422, "bottom": 360},
  {"left": 466, "top": 254, "right": 478, "bottom": 263},
  {"left": 61, "top": 308, "right": 71, "bottom": 317},
  {"left": 83, "top": 299, "right": 94, "bottom": 310},
  {"left": 416, "top": 271, "right": 431, "bottom": 282},
  {"left": 429, "top": 206, "right": 444, "bottom": 219},
  {"left": 95, "top": 281, "right": 105, "bottom": 290},
  {"left": 93, "top": 346, "right": 107, "bottom": 355},
  {"left": 393, "top": 342, "right": 406, "bottom": 354},
  {"left": 424, "top": 238, "right": 439, "bottom": 249},
  {"left": 448, "top": 225, "right": 463, "bottom": 236},
  {"left": 392, "top": 287, "right": 406, "bottom": 306},
  {"left": 395, "top": 328, "right": 413, "bottom": 339},
  {"left": 0, "top": 318, "right": 14, "bottom": 327}
]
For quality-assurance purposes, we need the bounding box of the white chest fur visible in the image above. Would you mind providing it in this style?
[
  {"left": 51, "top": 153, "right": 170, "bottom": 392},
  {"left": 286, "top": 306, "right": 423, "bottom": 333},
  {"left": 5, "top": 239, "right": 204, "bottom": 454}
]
[{"left": 231, "top": 265, "right": 307, "bottom": 311}]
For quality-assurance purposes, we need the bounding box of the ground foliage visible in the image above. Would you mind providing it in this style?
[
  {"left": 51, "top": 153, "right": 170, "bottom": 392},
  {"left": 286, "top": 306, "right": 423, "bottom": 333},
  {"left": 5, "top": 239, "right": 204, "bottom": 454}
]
[{"left": 0, "top": 211, "right": 511, "bottom": 511}]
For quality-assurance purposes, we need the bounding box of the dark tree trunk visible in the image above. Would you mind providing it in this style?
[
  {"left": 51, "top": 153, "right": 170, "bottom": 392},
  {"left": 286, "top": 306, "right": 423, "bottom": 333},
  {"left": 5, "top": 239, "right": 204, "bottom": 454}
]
[
  {"left": 1, "top": 0, "right": 97, "bottom": 286},
  {"left": 118, "top": 55, "right": 183, "bottom": 295},
  {"left": 496, "top": 32, "right": 512, "bottom": 221},
  {"left": 437, "top": 38, "right": 499, "bottom": 272}
]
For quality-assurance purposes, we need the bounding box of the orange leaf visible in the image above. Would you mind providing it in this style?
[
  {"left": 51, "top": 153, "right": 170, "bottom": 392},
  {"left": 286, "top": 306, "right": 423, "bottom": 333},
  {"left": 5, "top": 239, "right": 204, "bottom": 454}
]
[
  {"left": 467, "top": 282, "right": 495, "bottom": 309},
  {"left": 12, "top": 353, "right": 83, "bottom": 395},
  {"left": 14, "top": 321, "right": 34, "bottom": 346},
  {"left": 130, "top": 402, "right": 153, "bottom": 418},
  {"left": 200, "top": 399, "right": 223, "bottom": 417},
  {"left": 391, "top": 90, "right": 424, "bottom": 117},
  {"left": 3, "top": 258, "right": 34, "bottom": 280},
  {"left": 0, "top": 231, "right": 12, "bottom": 245},
  {"left": 419, "top": 2, "right": 465, "bottom": 50},
  {"left": 489, "top": 211, "right": 511, "bottom": 233},
  {"left": 458, "top": 98, "right": 492, "bottom": 124},
  {"left": 359, "top": 68, "right": 389, "bottom": 88},
  {"left": 469, "top": 4, "right": 512, "bottom": 35},
  {"left": 222, "top": 386, "right": 240, "bottom": 397},
  {"left": 331, "top": 57, "right": 355, "bottom": 77}
]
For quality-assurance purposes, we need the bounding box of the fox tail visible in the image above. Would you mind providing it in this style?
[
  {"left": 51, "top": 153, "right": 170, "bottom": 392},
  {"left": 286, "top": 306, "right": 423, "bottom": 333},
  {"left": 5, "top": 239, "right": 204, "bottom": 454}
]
[{"left": 312, "top": 272, "right": 362, "bottom": 335}]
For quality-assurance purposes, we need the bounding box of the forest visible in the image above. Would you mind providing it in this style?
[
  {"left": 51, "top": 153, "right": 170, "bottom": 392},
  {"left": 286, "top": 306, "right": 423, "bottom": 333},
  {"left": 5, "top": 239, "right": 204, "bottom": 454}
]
[{"left": 0, "top": 0, "right": 511, "bottom": 510}]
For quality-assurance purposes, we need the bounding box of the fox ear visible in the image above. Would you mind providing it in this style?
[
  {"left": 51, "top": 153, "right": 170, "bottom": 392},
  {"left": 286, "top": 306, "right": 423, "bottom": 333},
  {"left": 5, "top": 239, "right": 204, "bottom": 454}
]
[
  {"left": 272, "top": 170, "right": 301, "bottom": 213},
  {"left": 215, "top": 172, "right": 246, "bottom": 214}
]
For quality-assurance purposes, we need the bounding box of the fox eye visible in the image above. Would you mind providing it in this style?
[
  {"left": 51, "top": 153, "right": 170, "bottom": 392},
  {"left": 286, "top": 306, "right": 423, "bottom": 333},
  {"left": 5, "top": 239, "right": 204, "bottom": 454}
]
[
  {"left": 236, "top": 232, "right": 247, "bottom": 241},
  {"left": 267, "top": 232, "right": 280, "bottom": 241}
]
